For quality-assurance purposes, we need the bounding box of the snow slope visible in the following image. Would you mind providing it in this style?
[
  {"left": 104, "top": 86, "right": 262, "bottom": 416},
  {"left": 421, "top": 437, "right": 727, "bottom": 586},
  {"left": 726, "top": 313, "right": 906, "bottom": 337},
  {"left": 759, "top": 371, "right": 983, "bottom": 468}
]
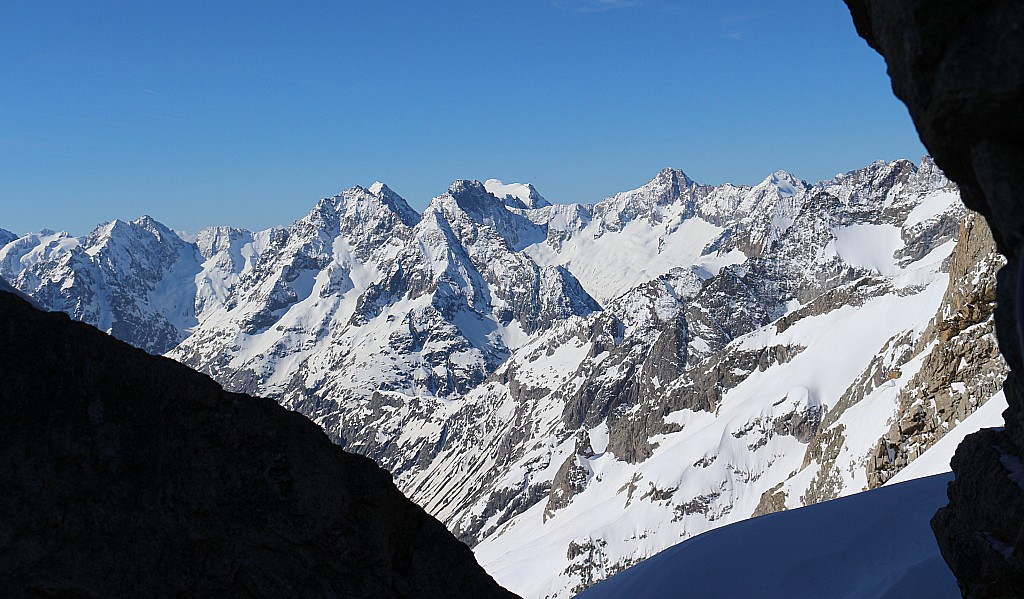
[
  {"left": 580, "top": 389, "right": 1009, "bottom": 599},
  {"left": 578, "top": 473, "right": 959, "bottom": 599}
]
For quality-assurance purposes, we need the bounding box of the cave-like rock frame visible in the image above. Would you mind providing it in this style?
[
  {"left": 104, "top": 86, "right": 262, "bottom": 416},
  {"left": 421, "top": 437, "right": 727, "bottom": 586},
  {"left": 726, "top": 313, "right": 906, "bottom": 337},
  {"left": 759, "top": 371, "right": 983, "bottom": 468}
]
[{"left": 843, "top": 1, "right": 1024, "bottom": 596}]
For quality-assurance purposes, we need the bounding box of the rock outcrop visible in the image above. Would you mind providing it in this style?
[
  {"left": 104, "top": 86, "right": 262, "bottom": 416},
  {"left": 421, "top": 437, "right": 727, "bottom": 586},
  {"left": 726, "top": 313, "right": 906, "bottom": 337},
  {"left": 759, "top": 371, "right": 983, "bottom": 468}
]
[
  {"left": 867, "top": 214, "right": 1006, "bottom": 488},
  {"left": 844, "top": 1, "right": 1024, "bottom": 595},
  {"left": 0, "top": 289, "right": 516, "bottom": 598}
]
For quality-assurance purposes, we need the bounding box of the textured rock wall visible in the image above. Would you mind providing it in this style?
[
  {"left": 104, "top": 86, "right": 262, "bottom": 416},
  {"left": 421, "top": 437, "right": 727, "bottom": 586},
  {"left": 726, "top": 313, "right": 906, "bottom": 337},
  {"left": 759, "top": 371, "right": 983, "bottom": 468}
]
[
  {"left": 868, "top": 214, "right": 1006, "bottom": 488},
  {"left": 844, "top": 1, "right": 1024, "bottom": 595},
  {"left": 0, "top": 290, "right": 516, "bottom": 599}
]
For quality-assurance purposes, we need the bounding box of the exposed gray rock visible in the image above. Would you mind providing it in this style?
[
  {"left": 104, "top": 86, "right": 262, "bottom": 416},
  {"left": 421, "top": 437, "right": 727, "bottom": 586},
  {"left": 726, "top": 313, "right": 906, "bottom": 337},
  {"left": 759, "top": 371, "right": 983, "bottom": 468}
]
[
  {"left": 544, "top": 433, "right": 596, "bottom": 521},
  {"left": 1, "top": 153, "right": 999, "bottom": 597},
  {"left": 8, "top": 217, "right": 201, "bottom": 354},
  {"left": 868, "top": 215, "right": 1006, "bottom": 488},
  {"left": 752, "top": 483, "right": 788, "bottom": 518}
]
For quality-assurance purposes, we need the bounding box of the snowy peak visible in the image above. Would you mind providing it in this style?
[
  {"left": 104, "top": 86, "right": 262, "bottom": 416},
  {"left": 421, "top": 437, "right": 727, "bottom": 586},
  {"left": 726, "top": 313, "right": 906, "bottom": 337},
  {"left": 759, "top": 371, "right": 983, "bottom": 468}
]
[
  {"left": 2, "top": 156, "right": 994, "bottom": 599},
  {"left": 446, "top": 179, "right": 502, "bottom": 212},
  {"left": 431, "top": 180, "right": 547, "bottom": 252},
  {"left": 484, "top": 179, "right": 552, "bottom": 210},
  {"left": 906, "top": 155, "right": 955, "bottom": 194},
  {"left": 764, "top": 170, "right": 806, "bottom": 197},
  {"left": 431, "top": 179, "right": 508, "bottom": 234},
  {"left": 623, "top": 167, "right": 696, "bottom": 207},
  {"left": 317, "top": 182, "right": 418, "bottom": 227},
  {"left": 4, "top": 214, "right": 202, "bottom": 355},
  {"left": 0, "top": 229, "right": 79, "bottom": 282},
  {"left": 132, "top": 214, "right": 176, "bottom": 238},
  {"left": 84, "top": 216, "right": 193, "bottom": 265},
  {"left": 591, "top": 168, "right": 699, "bottom": 234},
  {"left": 92, "top": 215, "right": 180, "bottom": 243},
  {"left": 366, "top": 181, "right": 421, "bottom": 227},
  {"left": 824, "top": 158, "right": 917, "bottom": 207},
  {"left": 653, "top": 166, "right": 695, "bottom": 189},
  {"left": 295, "top": 183, "right": 420, "bottom": 262}
]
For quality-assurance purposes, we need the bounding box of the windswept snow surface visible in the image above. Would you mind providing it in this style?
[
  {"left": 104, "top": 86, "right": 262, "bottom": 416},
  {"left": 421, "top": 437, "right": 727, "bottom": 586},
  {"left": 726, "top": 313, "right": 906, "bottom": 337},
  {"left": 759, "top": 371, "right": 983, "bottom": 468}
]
[
  {"left": 578, "top": 473, "right": 959, "bottom": 599},
  {"left": 525, "top": 213, "right": 737, "bottom": 303}
]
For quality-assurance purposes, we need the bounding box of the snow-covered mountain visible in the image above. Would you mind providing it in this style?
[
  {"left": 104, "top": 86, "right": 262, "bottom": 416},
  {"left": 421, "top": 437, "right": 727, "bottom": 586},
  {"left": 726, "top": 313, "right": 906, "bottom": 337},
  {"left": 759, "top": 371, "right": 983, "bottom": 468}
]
[
  {"left": 580, "top": 389, "right": 1008, "bottom": 599},
  {"left": 0, "top": 218, "right": 200, "bottom": 354},
  {"left": 0, "top": 156, "right": 1003, "bottom": 597}
]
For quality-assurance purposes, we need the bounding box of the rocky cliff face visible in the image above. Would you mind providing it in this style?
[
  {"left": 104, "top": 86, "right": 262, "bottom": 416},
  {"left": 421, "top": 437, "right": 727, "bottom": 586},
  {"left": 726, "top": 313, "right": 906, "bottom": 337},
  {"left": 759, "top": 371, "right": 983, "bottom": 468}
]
[
  {"left": 0, "top": 289, "right": 516, "bottom": 598},
  {"left": 844, "top": 1, "right": 1024, "bottom": 595},
  {"left": 867, "top": 214, "right": 1006, "bottom": 489}
]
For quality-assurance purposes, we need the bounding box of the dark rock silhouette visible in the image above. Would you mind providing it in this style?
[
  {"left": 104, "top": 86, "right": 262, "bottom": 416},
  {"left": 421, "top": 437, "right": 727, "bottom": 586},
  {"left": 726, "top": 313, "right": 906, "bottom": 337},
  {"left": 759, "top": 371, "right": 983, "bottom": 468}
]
[
  {"left": 0, "top": 289, "right": 517, "bottom": 598},
  {"left": 844, "top": 1, "right": 1024, "bottom": 596}
]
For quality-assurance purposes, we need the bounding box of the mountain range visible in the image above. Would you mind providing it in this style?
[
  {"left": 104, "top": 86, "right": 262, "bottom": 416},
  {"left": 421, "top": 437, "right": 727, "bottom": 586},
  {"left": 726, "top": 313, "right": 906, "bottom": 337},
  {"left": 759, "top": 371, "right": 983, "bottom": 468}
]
[{"left": 1, "top": 156, "right": 1005, "bottom": 597}]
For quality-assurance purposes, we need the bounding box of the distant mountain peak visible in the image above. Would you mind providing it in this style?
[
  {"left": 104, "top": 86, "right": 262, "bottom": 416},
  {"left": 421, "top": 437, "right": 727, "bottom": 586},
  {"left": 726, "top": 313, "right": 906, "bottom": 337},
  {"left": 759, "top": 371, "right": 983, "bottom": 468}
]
[
  {"left": 444, "top": 179, "right": 506, "bottom": 214},
  {"left": 132, "top": 214, "right": 182, "bottom": 242},
  {"left": 763, "top": 170, "right": 806, "bottom": 197},
  {"left": 314, "top": 182, "right": 420, "bottom": 231},
  {"left": 484, "top": 179, "right": 551, "bottom": 210},
  {"left": 2, "top": 156, "right": 989, "bottom": 599},
  {"left": 448, "top": 178, "right": 490, "bottom": 196},
  {"left": 653, "top": 167, "right": 694, "bottom": 187}
]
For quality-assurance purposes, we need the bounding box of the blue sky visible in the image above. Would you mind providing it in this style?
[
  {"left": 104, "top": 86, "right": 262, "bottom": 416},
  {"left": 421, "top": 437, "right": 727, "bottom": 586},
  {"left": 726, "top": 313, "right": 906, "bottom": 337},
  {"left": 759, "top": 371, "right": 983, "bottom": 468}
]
[{"left": 2, "top": 1, "right": 924, "bottom": 236}]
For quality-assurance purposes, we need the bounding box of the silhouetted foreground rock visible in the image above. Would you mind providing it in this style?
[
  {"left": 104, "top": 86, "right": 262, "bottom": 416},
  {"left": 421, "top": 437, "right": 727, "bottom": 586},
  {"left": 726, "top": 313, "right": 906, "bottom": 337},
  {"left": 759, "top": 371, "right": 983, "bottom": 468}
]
[
  {"left": 844, "top": 1, "right": 1024, "bottom": 596},
  {"left": 0, "top": 289, "right": 517, "bottom": 598}
]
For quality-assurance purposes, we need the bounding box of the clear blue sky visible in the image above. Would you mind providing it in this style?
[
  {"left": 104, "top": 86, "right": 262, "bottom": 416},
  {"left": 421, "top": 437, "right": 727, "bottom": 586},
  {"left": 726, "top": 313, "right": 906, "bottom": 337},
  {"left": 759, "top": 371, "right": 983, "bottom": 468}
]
[{"left": 1, "top": 0, "right": 924, "bottom": 236}]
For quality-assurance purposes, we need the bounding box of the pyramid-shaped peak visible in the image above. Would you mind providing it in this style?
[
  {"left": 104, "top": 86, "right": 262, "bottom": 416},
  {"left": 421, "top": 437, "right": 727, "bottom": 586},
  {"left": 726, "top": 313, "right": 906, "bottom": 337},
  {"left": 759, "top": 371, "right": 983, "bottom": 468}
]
[
  {"left": 652, "top": 167, "right": 694, "bottom": 187},
  {"left": 85, "top": 216, "right": 185, "bottom": 253},
  {"left": 768, "top": 170, "right": 798, "bottom": 182},
  {"left": 317, "top": 182, "right": 419, "bottom": 228},
  {"left": 763, "top": 171, "right": 806, "bottom": 197},
  {"left": 131, "top": 214, "right": 177, "bottom": 236},
  {"left": 626, "top": 168, "right": 695, "bottom": 200}
]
